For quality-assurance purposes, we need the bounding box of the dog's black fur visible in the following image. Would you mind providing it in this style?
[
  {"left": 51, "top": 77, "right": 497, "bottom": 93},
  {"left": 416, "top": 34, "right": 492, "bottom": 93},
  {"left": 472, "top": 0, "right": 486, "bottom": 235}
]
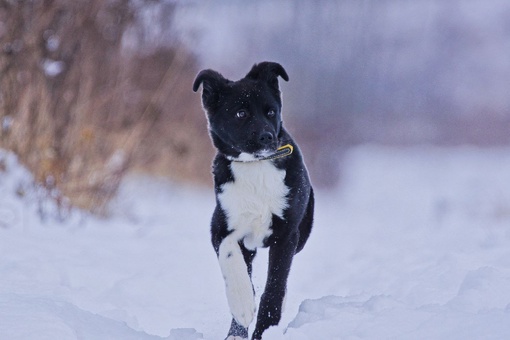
[{"left": 193, "top": 62, "right": 314, "bottom": 340}]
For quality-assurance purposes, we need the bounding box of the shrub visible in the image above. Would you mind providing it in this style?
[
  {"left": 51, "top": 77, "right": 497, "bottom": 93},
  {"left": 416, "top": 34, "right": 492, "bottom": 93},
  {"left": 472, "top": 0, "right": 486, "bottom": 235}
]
[{"left": 0, "top": 0, "right": 212, "bottom": 215}]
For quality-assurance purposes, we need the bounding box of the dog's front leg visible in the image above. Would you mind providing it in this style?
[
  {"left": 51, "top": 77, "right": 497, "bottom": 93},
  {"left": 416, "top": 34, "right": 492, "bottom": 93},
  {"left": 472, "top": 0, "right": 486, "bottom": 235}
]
[
  {"left": 217, "top": 235, "right": 257, "bottom": 336},
  {"left": 225, "top": 243, "right": 257, "bottom": 340},
  {"left": 252, "top": 233, "right": 298, "bottom": 340}
]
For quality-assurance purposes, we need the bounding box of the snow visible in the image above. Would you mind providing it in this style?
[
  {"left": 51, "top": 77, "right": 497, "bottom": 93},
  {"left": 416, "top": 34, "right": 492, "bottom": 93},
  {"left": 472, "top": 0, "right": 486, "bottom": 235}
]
[
  {"left": 1, "top": 145, "right": 510, "bottom": 339},
  {"left": 42, "top": 59, "right": 65, "bottom": 77}
]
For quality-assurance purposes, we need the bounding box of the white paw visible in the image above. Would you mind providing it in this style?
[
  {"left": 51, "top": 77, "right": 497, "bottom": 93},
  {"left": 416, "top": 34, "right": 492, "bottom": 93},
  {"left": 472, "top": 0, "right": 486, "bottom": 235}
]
[
  {"left": 224, "top": 262, "right": 256, "bottom": 327},
  {"left": 219, "top": 238, "right": 256, "bottom": 327},
  {"left": 226, "top": 336, "right": 248, "bottom": 340},
  {"left": 227, "top": 285, "right": 256, "bottom": 327}
]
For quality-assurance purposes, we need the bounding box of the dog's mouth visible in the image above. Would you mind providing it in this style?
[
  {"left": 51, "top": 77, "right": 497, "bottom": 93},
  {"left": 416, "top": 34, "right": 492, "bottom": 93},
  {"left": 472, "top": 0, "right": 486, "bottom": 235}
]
[
  {"left": 241, "top": 140, "right": 278, "bottom": 157},
  {"left": 253, "top": 148, "right": 276, "bottom": 159}
]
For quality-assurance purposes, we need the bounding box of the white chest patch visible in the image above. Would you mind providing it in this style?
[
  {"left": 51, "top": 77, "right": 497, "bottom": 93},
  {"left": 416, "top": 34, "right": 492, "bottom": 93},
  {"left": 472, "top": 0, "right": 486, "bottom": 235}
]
[{"left": 218, "top": 160, "right": 289, "bottom": 250}]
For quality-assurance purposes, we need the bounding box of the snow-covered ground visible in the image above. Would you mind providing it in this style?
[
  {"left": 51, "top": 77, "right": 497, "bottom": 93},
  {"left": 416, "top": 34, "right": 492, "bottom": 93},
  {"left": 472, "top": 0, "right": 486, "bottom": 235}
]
[{"left": 1, "top": 146, "right": 510, "bottom": 339}]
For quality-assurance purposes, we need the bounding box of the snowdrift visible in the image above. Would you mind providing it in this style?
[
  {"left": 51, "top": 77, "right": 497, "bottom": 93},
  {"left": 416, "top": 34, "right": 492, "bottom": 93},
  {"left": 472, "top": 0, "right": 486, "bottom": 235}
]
[{"left": 1, "top": 146, "right": 510, "bottom": 339}]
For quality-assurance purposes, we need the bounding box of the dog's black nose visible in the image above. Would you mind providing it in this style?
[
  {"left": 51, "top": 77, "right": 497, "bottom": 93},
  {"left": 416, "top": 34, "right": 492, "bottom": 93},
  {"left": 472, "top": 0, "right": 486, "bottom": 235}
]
[{"left": 259, "top": 132, "right": 274, "bottom": 145}]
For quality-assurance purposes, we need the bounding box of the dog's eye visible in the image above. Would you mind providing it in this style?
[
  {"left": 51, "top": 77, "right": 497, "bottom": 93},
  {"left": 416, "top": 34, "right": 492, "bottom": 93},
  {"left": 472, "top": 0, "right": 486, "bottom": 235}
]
[
  {"left": 236, "top": 110, "right": 248, "bottom": 119},
  {"left": 267, "top": 109, "right": 276, "bottom": 118}
]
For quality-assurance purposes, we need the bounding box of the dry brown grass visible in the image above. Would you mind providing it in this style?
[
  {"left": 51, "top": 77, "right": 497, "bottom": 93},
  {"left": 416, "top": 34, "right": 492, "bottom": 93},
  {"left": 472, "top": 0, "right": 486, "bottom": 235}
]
[{"left": 0, "top": 0, "right": 212, "bottom": 215}]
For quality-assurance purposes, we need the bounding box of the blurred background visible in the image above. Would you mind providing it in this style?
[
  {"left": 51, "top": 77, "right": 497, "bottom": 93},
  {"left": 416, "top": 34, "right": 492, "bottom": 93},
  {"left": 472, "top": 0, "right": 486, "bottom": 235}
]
[{"left": 1, "top": 0, "right": 509, "bottom": 215}]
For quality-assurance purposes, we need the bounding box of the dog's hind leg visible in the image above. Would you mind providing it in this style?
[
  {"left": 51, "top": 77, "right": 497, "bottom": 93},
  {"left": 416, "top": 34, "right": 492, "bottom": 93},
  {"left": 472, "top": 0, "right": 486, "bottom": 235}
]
[
  {"left": 225, "top": 318, "right": 249, "bottom": 340},
  {"left": 296, "top": 188, "right": 314, "bottom": 253},
  {"left": 218, "top": 235, "right": 257, "bottom": 331}
]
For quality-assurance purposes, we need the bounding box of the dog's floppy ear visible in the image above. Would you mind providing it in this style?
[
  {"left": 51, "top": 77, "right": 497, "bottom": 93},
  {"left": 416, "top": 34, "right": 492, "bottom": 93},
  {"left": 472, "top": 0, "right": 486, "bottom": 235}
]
[
  {"left": 245, "top": 61, "right": 289, "bottom": 91},
  {"left": 193, "top": 69, "right": 228, "bottom": 110}
]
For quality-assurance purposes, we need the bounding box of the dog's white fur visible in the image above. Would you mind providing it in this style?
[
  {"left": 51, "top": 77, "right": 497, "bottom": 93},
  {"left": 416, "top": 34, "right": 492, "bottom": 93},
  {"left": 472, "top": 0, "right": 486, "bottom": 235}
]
[
  {"left": 217, "top": 158, "right": 289, "bottom": 327},
  {"left": 218, "top": 236, "right": 256, "bottom": 327},
  {"left": 219, "top": 159, "right": 289, "bottom": 250}
]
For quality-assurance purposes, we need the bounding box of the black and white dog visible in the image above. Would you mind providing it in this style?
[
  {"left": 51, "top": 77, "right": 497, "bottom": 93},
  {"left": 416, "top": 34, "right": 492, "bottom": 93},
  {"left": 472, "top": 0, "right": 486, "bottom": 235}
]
[{"left": 193, "top": 62, "right": 314, "bottom": 340}]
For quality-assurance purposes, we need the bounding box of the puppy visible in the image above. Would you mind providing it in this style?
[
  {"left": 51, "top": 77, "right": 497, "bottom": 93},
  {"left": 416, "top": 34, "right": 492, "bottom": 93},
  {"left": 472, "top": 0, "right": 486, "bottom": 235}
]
[{"left": 193, "top": 62, "right": 314, "bottom": 340}]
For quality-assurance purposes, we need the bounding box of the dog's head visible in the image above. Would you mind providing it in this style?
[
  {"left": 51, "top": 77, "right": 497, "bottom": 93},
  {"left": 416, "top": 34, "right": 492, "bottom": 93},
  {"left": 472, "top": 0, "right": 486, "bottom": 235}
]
[{"left": 193, "top": 62, "right": 289, "bottom": 161}]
